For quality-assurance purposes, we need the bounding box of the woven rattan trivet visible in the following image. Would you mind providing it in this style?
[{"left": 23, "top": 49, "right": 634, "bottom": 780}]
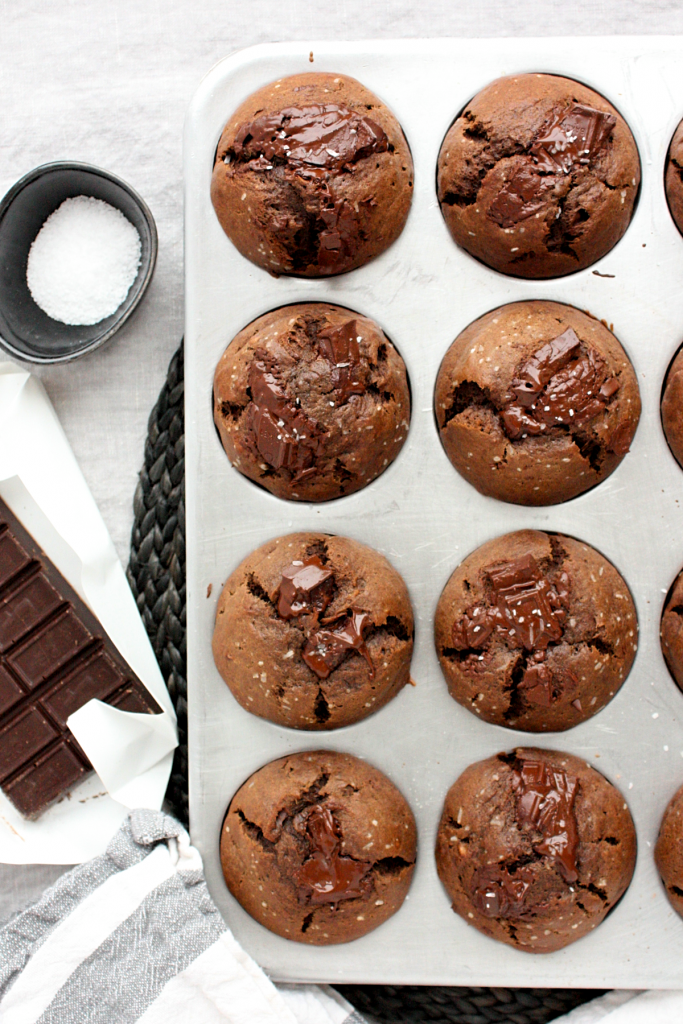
[{"left": 126, "top": 342, "right": 606, "bottom": 1024}]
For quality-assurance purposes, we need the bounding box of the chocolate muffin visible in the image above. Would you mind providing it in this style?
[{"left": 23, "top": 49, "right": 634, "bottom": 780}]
[
  {"left": 211, "top": 73, "right": 413, "bottom": 277},
  {"left": 212, "top": 532, "right": 414, "bottom": 730},
  {"left": 665, "top": 119, "right": 683, "bottom": 237},
  {"left": 434, "top": 530, "right": 637, "bottom": 732},
  {"left": 655, "top": 782, "right": 683, "bottom": 919},
  {"left": 220, "top": 750, "right": 417, "bottom": 944},
  {"left": 214, "top": 303, "right": 410, "bottom": 502},
  {"left": 434, "top": 300, "right": 640, "bottom": 506},
  {"left": 661, "top": 347, "right": 683, "bottom": 470},
  {"left": 437, "top": 74, "right": 640, "bottom": 278},
  {"left": 660, "top": 567, "right": 683, "bottom": 692},
  {"left": 435, "top": 748, "right": 637, "bottom": 953}
]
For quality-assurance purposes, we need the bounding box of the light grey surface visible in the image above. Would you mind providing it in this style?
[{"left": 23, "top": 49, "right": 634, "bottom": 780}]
[
  {"left": 1, "top": 0, "right": 683, "bottom": 957},
  {"left": 186, "top": 38, "right": 683, "bottom": 987}
]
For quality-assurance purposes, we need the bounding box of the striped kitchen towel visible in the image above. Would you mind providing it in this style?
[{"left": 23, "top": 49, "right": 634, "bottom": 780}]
[{"left": 0, "top": 809, "right": 368, "bottom": 1024}]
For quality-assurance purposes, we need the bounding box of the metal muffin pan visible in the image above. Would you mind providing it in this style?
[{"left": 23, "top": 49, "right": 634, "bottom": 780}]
[{"left": 185, "top": 38, "right": 683, "bottom": 986}]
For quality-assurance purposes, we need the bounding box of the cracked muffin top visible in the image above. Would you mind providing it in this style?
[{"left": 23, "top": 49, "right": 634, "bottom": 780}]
[
  {"left": 211, "top": 72, "right": 413, "bottom": 277},
  {"left": 220, "top": 749, "right": 417, "bottom": 944},
  {"left": 214, "top": 302, "right": 410, "bottom": 502},
  {"left": 437, "top": 74, "right": 640, "bottom": 278},
  {"left": 435, "top": 747, "right": 636, "bottom": 953},
  {"left": 434, "top": 300, "right": 641, "bottom": 506},
  {"left": 434, "top": 529, "right": 638, "bottom": 732},
  {"left": 665, "top": 118, "right": 683, "bottom": 238},
  {"left": 212, "top": 532, "right": 414, "bottom": 730}
]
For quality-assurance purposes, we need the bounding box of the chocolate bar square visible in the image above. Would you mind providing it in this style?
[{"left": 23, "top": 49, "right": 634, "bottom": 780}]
[{"left": 0, "top": 499, "right": 161, "bottom": 818}]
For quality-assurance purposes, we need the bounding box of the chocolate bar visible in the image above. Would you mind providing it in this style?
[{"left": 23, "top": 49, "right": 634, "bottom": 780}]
[{"left": 0, "top": 497, "right": 160, "bottom": 818}]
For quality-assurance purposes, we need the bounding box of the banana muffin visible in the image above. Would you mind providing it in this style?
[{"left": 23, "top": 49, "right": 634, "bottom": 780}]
[
  {"left": 665, "top": 118, "right": 683, "bottom": 237},
  {"left": 434, "top": 530, "right": 638, "bottom": 732},
  {"left": 434, "top": 300, "right": 640, "bottom": 506},
  {"left": 220, "top": 750, "right": 417, "bottom": 944},
  {"left": 435, "top": 747, "right": 637, "bottom": 953},
  {"left": 214, "top": 302, "right": 410, "bottom": 502},
  {"left": 437, "top": 73, "right": 640, "bottom": 278},
  {"left": 655, "top": 782, "right": 683, "bottom": 919},
  {"left": 211, "top": 72, "right": 413, "bottom": 277},
  {"left": 212, "top": 532, "right": 414, "bottom": 730},
  {"left": 661, "top": 346, "right": 683, "bottom": 470}
]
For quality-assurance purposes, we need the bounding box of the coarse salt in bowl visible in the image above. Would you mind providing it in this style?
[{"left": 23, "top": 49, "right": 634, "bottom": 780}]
[
  {"left": 0, "top": 162, "right": 157, "bottom": 363},
  {"left": 26, "top": 196, "right": 142, "bottom": 326}
]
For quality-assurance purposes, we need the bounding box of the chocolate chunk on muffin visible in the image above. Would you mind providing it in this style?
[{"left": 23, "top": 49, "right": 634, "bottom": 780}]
[
  {"left": 437, "top": 74, "right": 640, "bottom": 278},
  {"left": 214, "top": 303, "right": 410, "bottom": 502},
  {"left": 220, "top": 750, "right": 417, "bottom": 944},
  {"left": 655, "top": 782, "right": 683, "bottom": 919},
  {"left": 212, "top": 532, "right": 414, "bottom": 730},
  {"left": 661, "top": 347, "right": 683, "bottom": 470},
  {"left": 660, "top": 567, "right": 683, "bottom": 692},
  {"left": 665, "top": 119, "right": 683, "bottom": 237},
  {"left": 211, "top": 73, "right": 413, "bottom": 277},
  {"left": 435, "top": 747, "right": 636, "bottom": 952},
  {"left": 434, "top": 530, "right": 637, "bottom": 732},
  {"left": 434, "top": 300, "right": 640, "bottom": 506}
]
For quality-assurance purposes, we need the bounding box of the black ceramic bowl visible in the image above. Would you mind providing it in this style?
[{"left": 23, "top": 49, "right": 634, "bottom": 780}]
[{"left": 0, "top": 162, "right": 157, "bottom": 364}]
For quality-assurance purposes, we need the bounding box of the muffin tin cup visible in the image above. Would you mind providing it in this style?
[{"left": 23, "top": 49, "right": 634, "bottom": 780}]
[{"left": 185, "top": 38, "right": 683, "bottom": 986}]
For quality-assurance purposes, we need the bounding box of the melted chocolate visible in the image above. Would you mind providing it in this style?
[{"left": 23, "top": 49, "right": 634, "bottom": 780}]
[
  {"left": 451, "top": 555, "right": 569, "bottom": 706},
  {"left": 487, "top": 103, "right": 615, "bottom": 228},
  {"left": 486, "top": 556, "right": 568, "bottom": 650},
  {"left": 278, "top": 557, "right": 334, "bottom": 619},
  {"left": 232, "top": 104, "right": 388, "bottom": 171},
  {"left": 294, "top": 804, "right": 371, "bottom": 903},
  {"left": 510, "top": 328, "right": 581, "bottom": 404},
  {"left": 516, "top": 655, "right": 555, "bottom": 707},
  {"left": 470, "top": 864, "right": 535, "bottom": 919},
  {"left": 317, "top": 319, "right": 365, "bottom": 403},
  {"left": 315, "top": 190, "right": 361, "bottom": 270},
  {"left": 531, "top": 105, "right": 616, "bottom": 175},
  {"left": 450, "top": 604, "right": 495, "bottom": 650},
  {"left": 489, "top": 164, "right": 555, "bottom": 228},
  {"left": 500, "top": 328, "right": 620, "bottom": 440},
  {"left": 512, "top": 758, "right": 579, "bottom": 882},
  {"left": 303, "top": 610, "right": 374, "bottom": 679},
  {"left": 246, "top": 356, "right": 326, "bottom": 479},
  {"left": 275, "top": 557, "right": 376, "bottom": 680},
  {"left": 230, "top": 104, "right": 388, "bottom": 271},
  {"left": 452, "top": 555, "right": 568, "bottom": 653}
]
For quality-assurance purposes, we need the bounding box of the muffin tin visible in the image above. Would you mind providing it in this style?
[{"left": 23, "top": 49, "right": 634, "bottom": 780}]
[{"left": 185, "top": 38, "right": 683, "bottom": 986}]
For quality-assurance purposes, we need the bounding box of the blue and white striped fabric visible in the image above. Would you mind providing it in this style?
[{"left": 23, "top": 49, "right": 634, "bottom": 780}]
[{"left": 0, "top": 810, "right": 368, "bottom": 1024}]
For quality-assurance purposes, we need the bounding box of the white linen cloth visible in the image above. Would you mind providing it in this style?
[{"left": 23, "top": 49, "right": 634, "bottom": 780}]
[{"left": 0, "top": 810, "right": 367, "bottom": 1024}]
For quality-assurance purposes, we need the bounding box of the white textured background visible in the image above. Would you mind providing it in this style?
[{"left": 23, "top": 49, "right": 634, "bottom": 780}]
[{"left": 1, "top": 0, "right": 683, "bottom": 909}]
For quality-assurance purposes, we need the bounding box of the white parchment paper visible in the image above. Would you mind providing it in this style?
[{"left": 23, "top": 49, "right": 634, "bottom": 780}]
[{"left": 0, "top": 362, "right": 177, "bottom": 864}]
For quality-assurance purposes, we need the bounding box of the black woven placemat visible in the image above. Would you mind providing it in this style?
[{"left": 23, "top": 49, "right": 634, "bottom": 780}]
[
  {"left": 126, "top": 341, "right": 605, "bottom": 1024},
  {"left": 127, "top": 340, "right": 188, "bottom": 827}
]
